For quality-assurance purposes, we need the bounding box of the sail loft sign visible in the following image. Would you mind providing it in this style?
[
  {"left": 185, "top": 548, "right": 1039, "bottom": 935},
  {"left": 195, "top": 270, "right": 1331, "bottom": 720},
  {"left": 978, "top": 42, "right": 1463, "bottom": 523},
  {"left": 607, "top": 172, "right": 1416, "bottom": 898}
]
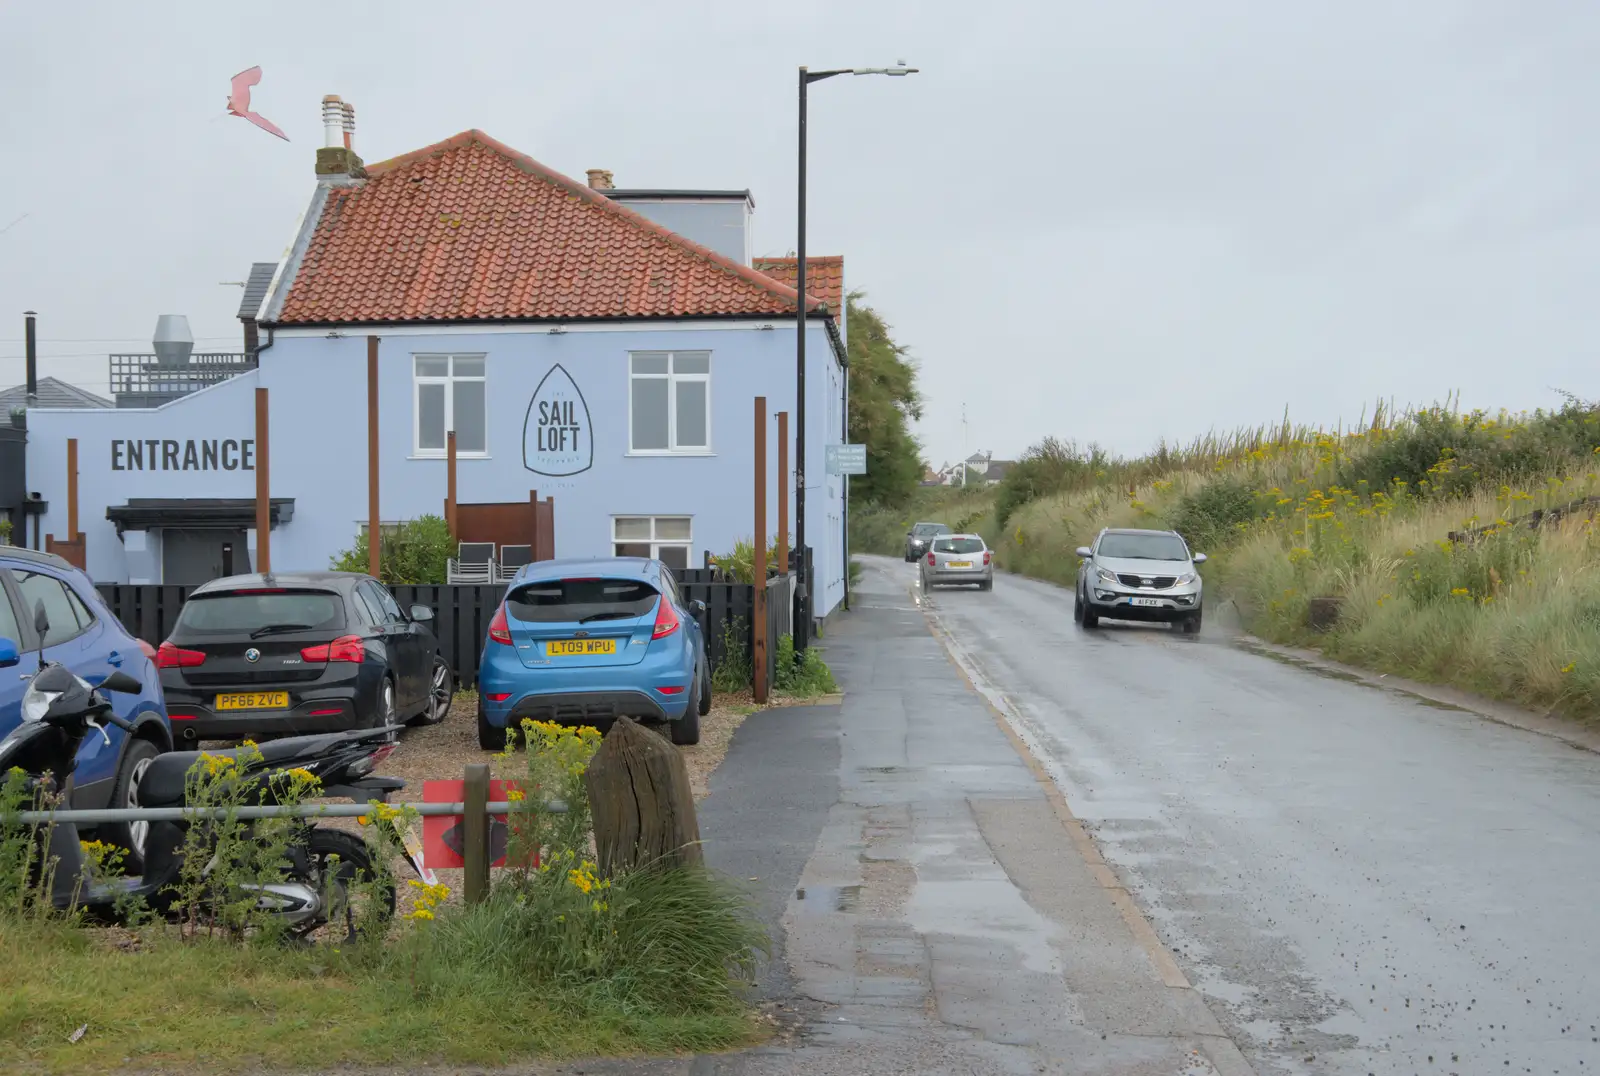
[{"left": 110, "top": 439, "right": 256, "bottom": 472}]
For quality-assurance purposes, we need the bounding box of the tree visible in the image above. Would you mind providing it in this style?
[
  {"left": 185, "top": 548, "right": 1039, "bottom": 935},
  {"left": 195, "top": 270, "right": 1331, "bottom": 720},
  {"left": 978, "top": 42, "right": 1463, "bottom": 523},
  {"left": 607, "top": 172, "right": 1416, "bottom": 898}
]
[
  {"left": 330, "top": 514, "right": 454, "bottom": 584},
  {"left": 846, "top": 292, "right": 923, "bottom": 506}
]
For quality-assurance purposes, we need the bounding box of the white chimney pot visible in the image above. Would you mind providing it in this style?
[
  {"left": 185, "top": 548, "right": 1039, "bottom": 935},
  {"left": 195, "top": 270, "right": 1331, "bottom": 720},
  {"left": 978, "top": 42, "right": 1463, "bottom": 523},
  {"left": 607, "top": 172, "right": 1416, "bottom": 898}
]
[{"left": 322, "top": 95, "right": 345, "bottom": 149}]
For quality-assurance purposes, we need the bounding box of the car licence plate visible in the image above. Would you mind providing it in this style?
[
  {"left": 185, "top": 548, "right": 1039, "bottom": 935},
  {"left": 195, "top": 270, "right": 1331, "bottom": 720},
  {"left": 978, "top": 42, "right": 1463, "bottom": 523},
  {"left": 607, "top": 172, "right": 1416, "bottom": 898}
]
[
  {"left": 1130, "top": 597, "right": 1163, "bottom": 607},
  {"left": 947, "top": 561, "right": 972, "bottom": 568},
  {"left": 215, "top": 691, "right": 289, "bottom": 711},
  {"left": 547, "top": 638, "right": 619, "bottom": 657}
]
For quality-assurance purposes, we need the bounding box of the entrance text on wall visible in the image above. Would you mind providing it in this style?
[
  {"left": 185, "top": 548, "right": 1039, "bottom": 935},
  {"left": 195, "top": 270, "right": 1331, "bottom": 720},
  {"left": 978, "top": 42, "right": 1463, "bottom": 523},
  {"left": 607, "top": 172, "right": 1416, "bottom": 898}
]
[{"left": 110, "top": 439, "right": 256, "bottom": 472}]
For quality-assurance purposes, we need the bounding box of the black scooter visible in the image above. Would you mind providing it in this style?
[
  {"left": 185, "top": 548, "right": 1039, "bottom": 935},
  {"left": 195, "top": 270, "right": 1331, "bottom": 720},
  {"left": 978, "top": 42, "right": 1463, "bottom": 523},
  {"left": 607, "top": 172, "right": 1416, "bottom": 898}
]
[{"left": 1, "top": 620, "right": 419, "bottom": 939}]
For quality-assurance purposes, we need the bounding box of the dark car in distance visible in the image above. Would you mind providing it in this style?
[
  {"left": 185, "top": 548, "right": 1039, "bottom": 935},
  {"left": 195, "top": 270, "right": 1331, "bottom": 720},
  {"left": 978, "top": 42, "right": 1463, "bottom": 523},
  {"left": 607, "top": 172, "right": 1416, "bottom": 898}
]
[
  {"left": 158, "top": 572, "right": 454, "bottom": 742},
  {"left": 904, "top": 521, "right": 952, "bottom": 562}
]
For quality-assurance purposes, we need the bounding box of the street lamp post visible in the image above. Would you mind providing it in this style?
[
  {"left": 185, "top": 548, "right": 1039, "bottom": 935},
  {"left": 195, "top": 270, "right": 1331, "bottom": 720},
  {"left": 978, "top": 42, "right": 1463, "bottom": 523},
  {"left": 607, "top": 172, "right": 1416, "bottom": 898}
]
[{"left": 795, "top": 61, "right": 916, "bottom": 647}]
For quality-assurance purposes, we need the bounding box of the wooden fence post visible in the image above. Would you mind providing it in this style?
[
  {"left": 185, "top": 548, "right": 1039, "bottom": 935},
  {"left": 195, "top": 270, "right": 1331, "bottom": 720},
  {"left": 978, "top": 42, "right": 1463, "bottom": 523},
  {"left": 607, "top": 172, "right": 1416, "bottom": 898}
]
[
  {"left": 368, "top": 336, "right": 381, "bottom": 578},
  {"left": 753, "top": 397, "right": 768, "bottom": 703},
  {"left": 254, "top": 388, "right": 270, "bottom": 574},
  {"left": 446, "top": 431, "right": 458, "bottom": 541},
  {"left": 585, "top": 719, "right": 702, "bottom": 876},
  {"left": 462, "top": 762, "right": 490, "bottom": 905}
]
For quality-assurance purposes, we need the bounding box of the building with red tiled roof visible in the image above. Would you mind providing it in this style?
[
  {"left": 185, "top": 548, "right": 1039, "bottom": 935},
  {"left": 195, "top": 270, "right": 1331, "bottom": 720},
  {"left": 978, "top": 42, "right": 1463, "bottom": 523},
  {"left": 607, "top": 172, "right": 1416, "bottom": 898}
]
[{"left": 27, "top": 98, "right": 854, "bottom": 628}]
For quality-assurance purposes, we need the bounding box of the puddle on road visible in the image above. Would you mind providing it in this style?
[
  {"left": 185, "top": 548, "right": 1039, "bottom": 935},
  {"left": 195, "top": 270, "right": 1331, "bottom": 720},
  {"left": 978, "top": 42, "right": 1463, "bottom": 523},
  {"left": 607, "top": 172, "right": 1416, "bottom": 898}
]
[{"left": 794, "top": 884, "right": 863, "bottom": 913}]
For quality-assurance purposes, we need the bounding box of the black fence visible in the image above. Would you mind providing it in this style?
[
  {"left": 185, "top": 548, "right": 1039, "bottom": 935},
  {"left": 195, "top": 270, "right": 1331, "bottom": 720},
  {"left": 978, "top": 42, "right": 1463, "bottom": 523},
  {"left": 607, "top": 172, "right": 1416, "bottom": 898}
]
[{"left": 94, "top": 579, "right": 785, "bottom": 690}]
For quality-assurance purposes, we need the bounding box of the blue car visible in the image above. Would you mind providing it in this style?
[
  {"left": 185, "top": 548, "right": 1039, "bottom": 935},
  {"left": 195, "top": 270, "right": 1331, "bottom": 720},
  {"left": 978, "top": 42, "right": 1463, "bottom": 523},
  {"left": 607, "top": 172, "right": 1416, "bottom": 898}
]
[
  {"left": 477, "top": 557, "right": 711, "bottom": 750},
  {"left": 0, "top": 547, "right": 173, "bottom": 867}
]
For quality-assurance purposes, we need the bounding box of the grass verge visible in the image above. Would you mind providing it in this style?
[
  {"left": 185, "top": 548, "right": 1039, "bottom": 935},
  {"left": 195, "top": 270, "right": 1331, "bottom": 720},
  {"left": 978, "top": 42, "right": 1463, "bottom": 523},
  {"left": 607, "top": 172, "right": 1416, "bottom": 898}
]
[{"left": 1, "top": 917, "right": 759, "bottom": 1074}]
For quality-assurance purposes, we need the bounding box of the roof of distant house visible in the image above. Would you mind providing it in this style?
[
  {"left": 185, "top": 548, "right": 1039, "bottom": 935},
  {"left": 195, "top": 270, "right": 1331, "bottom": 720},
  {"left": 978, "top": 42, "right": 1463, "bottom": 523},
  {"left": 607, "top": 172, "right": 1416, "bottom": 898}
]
[
  {"left": 272, "top": 130, "right": 825, "bottom": 326},
  {"left": 0, "top": 376, "right": 112, "bottom": 410},
  {"left": 238, "top": 262, "right": 278, "bottom": 320},
  {"left": 750, "top": 256, "right": 845, "bottom": 316}
]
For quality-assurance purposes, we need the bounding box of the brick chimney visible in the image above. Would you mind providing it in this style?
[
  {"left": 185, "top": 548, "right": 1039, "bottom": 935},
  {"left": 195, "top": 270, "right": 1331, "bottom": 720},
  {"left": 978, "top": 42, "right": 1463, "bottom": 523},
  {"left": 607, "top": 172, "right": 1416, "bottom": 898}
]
[
  {"left": 315, "top": 94, "right": 366, "bottom": 182},
  {"left": 586, "top": 169, "right": 615, "bottom": 191}
]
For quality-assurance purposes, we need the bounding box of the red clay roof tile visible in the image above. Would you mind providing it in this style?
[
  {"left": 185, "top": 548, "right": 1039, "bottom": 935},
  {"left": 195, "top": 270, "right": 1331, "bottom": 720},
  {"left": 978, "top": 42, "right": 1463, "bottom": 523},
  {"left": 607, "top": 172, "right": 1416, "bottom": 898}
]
[
  {"left": 276, "top": 130, "right": 823, "bottom": 325},
  {"left": 751, "top": 256, "right": 844, "bottom": 316}
]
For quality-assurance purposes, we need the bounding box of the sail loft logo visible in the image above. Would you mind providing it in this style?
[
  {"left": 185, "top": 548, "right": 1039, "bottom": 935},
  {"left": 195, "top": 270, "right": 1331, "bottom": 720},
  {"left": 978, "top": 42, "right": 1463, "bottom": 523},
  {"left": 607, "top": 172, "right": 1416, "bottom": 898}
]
[{"left": 522, "top": 364, "right": 593, "bottom": 477}]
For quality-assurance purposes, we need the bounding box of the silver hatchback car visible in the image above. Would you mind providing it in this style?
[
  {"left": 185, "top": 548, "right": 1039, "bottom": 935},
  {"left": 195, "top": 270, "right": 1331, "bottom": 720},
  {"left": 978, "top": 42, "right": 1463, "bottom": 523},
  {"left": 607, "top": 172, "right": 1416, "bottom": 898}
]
[
  {"left": 920, "top": 534, "right": 994, "bottom": 591},
  {"left": 1074, "top": 528, "right": 1206, "bottom": 633}
]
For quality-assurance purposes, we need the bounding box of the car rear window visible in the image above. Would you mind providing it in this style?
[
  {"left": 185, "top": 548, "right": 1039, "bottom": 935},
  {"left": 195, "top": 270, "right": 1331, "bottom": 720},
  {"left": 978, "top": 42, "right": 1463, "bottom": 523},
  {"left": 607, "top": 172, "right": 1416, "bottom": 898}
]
[
  {"left": 175, "top": 591, "right": 345, "bottom": 635},
  {"left": 934, "top": 537, "right": 985, "bottom": 554},
  {"left": 507, "top": 579, "right": 660, "bottom": 624},
  {"left": 1097, "top": 533, "right": 1190, "bottom": 561},
  {"left": 913, "top": 524, "right": 950, "bottom": 536}
]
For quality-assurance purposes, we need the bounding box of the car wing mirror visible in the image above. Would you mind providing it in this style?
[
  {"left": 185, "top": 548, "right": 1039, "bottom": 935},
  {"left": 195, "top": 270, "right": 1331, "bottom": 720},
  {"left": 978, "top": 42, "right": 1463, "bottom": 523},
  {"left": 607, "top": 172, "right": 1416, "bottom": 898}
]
[
  {"left": 1075, "top": 546, "right": 1092, "bottom": 558},
  {"left": 1193, "top": 553, "right": 1207, "bottom": 564},
  {"left": 689, "top": 599, "right": 707, "bottom": 617},
  {"left": 0, "top": 637, "right": 18, "bottom": 669},
  {"left": 409, "top": 604, "right": 435, "bottom": 623}
]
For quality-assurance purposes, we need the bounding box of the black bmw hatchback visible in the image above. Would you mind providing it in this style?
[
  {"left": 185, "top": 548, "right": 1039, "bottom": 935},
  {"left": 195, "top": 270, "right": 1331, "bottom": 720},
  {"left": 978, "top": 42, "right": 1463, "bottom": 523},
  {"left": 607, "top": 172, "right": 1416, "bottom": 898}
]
[{"left": 157, "top": 572, "right": 454, "bottom": 742}]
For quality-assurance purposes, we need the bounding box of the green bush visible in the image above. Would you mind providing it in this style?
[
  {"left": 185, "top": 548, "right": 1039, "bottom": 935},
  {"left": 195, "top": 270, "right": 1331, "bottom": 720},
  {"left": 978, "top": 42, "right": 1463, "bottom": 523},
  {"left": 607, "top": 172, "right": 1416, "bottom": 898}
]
[
  {"left": 711, "top": 617, "right": 752, "bottom": 694},
  {"left": 331, "top": 515, "right": 454, "bottom": 584},
  {"left": 772, "top": 634, "right": 837, "bottom": 697},
  {"left": 710, "top": 536, "right": 787, "bottom": 583},
  {"left": 1167, "top": 477, "right": 1261, "bottom": 552}
]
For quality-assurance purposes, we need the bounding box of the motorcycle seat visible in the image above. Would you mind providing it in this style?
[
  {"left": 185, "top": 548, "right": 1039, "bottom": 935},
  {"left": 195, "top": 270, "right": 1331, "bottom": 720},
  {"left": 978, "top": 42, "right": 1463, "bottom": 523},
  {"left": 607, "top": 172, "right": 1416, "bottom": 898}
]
[{"left": 135, "top": 733, "right": 351, "bottom": 807}]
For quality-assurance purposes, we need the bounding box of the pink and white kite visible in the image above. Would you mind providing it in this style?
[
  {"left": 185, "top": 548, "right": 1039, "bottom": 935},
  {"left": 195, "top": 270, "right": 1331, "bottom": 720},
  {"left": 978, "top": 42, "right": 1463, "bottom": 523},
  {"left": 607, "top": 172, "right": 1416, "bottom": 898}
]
[{"left": 226, "top": 67, "right": 288, "bottom": 141}]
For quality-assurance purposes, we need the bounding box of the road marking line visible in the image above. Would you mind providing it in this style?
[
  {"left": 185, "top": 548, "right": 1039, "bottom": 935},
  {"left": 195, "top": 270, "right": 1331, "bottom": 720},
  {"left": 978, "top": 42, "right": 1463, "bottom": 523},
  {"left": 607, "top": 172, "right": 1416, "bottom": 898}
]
[{"left": 909, "top": 575, "right": 1257, "bottom": 1076}]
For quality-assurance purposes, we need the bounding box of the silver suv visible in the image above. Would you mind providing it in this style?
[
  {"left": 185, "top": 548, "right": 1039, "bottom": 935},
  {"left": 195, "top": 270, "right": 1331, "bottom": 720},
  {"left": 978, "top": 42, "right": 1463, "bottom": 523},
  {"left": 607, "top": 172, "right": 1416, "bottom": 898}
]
[
  {"left": 920, "top": 533, "right": 993, "bottom": 591},
  {"left": 1074, "top": 528, "right": 1206, "bottom": 634}
]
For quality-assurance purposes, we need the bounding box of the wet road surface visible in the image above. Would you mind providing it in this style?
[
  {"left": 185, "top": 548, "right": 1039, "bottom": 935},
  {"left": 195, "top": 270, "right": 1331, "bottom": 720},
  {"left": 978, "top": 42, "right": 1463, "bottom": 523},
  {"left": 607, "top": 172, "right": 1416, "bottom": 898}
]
[{"left": 911, "top": 555, "right": 1600, "bottom": 1075}]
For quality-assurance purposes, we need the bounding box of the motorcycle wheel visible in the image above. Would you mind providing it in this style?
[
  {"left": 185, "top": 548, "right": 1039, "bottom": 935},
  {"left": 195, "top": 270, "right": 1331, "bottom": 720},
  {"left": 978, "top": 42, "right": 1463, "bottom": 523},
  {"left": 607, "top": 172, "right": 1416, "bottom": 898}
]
[{"left": 286, "top": 828, "right": 396, "bottom": 943}]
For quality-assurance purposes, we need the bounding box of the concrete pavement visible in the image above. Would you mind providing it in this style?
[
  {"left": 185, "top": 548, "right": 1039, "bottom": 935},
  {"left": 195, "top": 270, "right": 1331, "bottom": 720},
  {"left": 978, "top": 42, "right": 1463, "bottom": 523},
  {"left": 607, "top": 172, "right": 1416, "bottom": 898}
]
[{"left": 524, "top": 554, "right": 1255, "bottom": 1075}]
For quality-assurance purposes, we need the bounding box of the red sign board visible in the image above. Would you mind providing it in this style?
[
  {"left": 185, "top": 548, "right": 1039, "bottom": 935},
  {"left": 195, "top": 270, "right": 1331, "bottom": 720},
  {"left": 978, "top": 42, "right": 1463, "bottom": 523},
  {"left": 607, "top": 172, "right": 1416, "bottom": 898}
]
[{"left": 421, "top": 779, "right": 532, "bottom": 869}]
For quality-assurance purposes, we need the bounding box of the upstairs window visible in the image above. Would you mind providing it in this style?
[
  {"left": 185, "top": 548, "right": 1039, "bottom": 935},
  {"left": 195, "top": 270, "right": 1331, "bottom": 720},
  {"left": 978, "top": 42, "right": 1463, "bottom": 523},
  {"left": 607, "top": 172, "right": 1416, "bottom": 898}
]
[
  {"left": 414, "top": 355, "right": 487, "bottom": 456},
  {"left": 629, "top": 351, "right": 710, "bottom": 454}
]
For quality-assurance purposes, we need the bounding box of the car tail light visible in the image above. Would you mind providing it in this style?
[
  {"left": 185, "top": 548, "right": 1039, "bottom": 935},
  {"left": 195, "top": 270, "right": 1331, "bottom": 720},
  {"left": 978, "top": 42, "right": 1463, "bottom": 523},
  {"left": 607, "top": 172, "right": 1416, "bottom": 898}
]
[
  {"left": 488, "top": 604, "right": 512, "bottom": 645},
  {"left": 927, "top": 552, "right": 936, "bottom": 566},
  {"left": 983, "top": 551, "right": 992, "bottom": 565},
  {"left": 652, "top": 597, "right": 680, "bottom": 639},
  {"left": 157, "top": 641, "right": 206, "bottom": 669},
  {"left": 308, "top": 708, "right": 344, "bottom": 717},
  {"left": 300, "top": 635, "right": 364, "bottom": 663},
  {"left": 486, "top": 692, "right": 511, "bottom": 702},
  {"left": 657, "top": 685, "right": 686, "bottom": 695}
]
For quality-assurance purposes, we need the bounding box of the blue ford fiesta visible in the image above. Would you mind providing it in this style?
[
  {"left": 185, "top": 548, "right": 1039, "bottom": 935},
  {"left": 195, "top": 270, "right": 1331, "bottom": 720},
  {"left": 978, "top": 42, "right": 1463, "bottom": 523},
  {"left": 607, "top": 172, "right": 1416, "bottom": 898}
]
[{"left": 476, "top": 558, "right": 710, "bottom": 750}]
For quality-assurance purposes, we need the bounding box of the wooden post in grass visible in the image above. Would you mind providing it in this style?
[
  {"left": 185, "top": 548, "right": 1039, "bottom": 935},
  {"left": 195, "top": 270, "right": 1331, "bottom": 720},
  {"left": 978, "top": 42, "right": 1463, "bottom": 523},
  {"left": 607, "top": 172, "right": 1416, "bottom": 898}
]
[
  {"left": 367, "top": 335, "right": 381, "bottom": 578},
  {"left": 753, "top": 397, "right": 769, "bottom": 703},
  {"left": 585, "top": 719, "right": 701, "bottom": 876},
  {"left": 462, "top": 763, "right": 491, "bottom": 905},
  {"left": 777, "top": 411, "right": 790, "bottom": 577}
]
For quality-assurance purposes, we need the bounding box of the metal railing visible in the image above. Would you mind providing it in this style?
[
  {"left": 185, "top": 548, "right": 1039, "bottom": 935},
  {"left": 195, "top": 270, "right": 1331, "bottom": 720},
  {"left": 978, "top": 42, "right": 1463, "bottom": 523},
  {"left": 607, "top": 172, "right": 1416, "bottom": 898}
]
[
  {"left": 108, "top": 352, "right": 254, "bottom": 398},
  {"left": 9, "top": 800, "right": 561, "bottom": 825}
]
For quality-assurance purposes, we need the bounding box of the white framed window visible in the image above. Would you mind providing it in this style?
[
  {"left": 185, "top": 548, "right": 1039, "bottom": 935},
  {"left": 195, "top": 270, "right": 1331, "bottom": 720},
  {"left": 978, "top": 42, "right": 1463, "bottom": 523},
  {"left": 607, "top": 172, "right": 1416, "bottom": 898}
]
[
  {"left": 629, "top": 351, "right": 711, "bottom": 454},
  {"left": 413, "top": 354, "right": 487, "bottom": 456},
  {"left": 612, "top": 515, "right": 692, "bottom": 570}
]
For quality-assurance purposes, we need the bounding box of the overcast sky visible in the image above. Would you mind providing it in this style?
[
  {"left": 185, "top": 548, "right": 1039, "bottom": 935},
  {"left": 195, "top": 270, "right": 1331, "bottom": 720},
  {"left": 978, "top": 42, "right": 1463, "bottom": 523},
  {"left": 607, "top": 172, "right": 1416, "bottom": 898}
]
[{"left": 2, "top": 2, "right": 1596, "bottom": 465}]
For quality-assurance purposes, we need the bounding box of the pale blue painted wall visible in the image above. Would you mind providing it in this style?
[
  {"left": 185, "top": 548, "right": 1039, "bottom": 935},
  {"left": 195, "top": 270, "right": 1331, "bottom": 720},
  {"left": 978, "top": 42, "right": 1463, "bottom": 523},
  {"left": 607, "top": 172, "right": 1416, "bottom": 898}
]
[{"left": 24, "top": 321, "right": 846, "bottom": 617}]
